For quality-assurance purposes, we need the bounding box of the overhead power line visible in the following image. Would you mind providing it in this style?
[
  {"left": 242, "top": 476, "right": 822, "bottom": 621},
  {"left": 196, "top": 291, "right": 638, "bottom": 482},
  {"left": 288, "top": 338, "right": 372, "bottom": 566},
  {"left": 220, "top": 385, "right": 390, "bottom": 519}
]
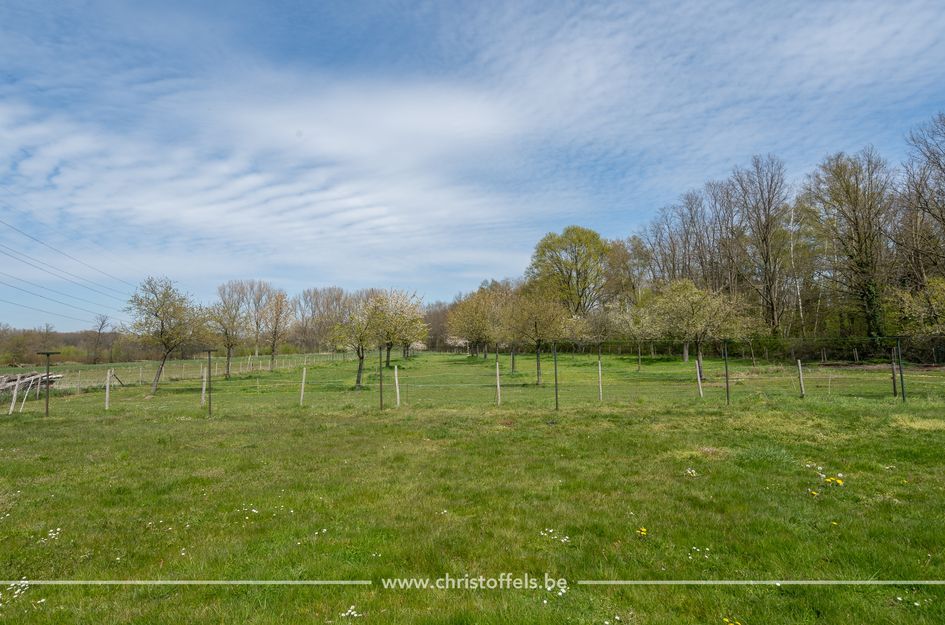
[
  {"left": 0, "top": 297, "right": 94, "bottom": 325},
  {"left": 0, "top": 270, "right": 126, "bottom": 314},
  {"left": 0, "top": 278, "right": 129, "bottom": 322},
  {"left": 0, "top": 215, "right": 137, "bottom": 288},
  {"left": 0, "top": 185, "right": 150, "bottom": 280},
  {"left": 0, "top": 241, "right": 129, "bottom": 297},
  {"left": 0, "top": 246, "right": 128, "bottom": 303}
]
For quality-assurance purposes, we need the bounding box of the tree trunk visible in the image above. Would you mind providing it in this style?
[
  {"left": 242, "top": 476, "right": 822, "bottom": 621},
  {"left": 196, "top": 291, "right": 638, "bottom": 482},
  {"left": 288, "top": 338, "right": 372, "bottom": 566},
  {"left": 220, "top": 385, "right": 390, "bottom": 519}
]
[
  {"left": 511, "top": 348, "right": 516, "bottom": 373},
  {"left": 385, "top": 343, "right": 393, "bottom": 367},
  {"left": 355, "top": 348, "right": 365, "bottom": 389},
  {"left": 225, "top": 346, "right": 232, "bottom": 379},
  {"left": 151, "top": 352, "right": 169, "bottom": 395},
  {"left": 637, "top": 342, "right": 642, "bottom": 372},
  {"left": 536, "top": 344, "right": 542, "bottom": 385},
  {"left": 697, "top": 345, "right": 704, "bottom": 380},
  {"left": 683, "top": 342, "right": 689, "bottom": 362}
]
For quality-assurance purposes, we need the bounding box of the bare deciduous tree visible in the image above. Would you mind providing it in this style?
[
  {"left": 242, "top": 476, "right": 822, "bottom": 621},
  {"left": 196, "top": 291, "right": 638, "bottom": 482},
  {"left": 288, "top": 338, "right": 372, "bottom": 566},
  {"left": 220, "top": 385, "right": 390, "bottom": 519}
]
[{"left": 127, "top": 277, "right": 205, "bottom": 394}]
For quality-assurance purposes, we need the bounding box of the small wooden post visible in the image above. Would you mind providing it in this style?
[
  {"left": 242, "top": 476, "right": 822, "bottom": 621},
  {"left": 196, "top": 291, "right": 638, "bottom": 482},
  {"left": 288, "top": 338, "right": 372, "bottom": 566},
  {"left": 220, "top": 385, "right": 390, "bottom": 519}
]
[
  {"left": 853, "top": 347, "right": 859, "bottom": 363},
  {"left": 897, "top": 338, "right": 906, "bottom": 403},
  {"left": 597, "top": 347, "right": 603, "bottom": 402},
  {"left": 105, "top": 368, "right": 112, "bottom": 411},
  {"left": 723, "top": 341, "right": 731, "bottom": 405},
  {"left": 890, "top": 349, "right": 898, "bottom": 397},
  {"left": 300, "top": 367, "right": 307, "bottom": 406},
  {"left": 8, "top": 375, "right": 20, "bottom": 415},
  {"left": 394, "top": 365, "right": 401, "bottom": 408},
  {"left": 200, "top": 366, "right": 207, "bottom": 406},
  {"left": 553, "top": 342, "right": 559, "bottom": 411},
  {"left": 495, "top": 360, "right": 501, "bottom": 406},
  {"left": 695, "top": 360, "right": 704, "bottom": 398},
  {"left": 797, "top": 359, "right": 805, "bottom": 398}
]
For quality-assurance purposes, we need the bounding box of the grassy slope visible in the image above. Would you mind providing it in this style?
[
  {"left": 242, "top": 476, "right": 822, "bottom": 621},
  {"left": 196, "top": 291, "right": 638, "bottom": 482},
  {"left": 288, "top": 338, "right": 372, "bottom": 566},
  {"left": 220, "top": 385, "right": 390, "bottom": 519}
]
[{"left": 1, "top": 353, "right": 943, "bottom": 624}]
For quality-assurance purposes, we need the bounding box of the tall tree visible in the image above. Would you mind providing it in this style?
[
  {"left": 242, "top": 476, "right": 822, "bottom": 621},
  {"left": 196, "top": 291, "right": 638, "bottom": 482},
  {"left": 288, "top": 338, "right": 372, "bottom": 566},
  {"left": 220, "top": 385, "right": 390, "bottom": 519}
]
[
  {"left": 86, "top": 314, "right": 111, "bottom": 364},
  {"left": 292, "top": 286, "right": 347, "bottom": 352},
  {"left": 731, "top": 155, "right": 791, "bottom": 334},
  {"left": 806, "top": 147, "right": 895, "bottom": 336},
  {"left": 241, "top": 280, "right": 273, "bottom": 357},
  {"left": 526, "top": 226, "right": 610, "bottom": 316}
]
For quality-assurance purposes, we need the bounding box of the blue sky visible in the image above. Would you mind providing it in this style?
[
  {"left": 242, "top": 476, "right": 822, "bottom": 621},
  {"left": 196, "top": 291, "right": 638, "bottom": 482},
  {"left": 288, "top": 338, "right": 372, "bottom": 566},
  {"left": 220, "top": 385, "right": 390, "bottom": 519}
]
[{"left": 1, "top": 0, "right": 945, "bottom": 331}]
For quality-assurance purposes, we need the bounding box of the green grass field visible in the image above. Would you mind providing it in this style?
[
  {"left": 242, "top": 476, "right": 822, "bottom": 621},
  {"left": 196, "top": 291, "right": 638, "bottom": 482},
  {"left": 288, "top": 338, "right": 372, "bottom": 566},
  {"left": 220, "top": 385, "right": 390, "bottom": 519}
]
[{"left": 1, "top": 352, "right": 944, "bottom": 623}]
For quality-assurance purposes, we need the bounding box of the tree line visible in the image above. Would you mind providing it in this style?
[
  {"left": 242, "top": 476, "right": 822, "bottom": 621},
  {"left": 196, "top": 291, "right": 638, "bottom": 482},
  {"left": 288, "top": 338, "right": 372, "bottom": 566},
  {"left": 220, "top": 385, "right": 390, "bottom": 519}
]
[
  {"left": 5, "top": 112, "right": 944, "bottom": 388},
  {"left": 440, "top": 112, "right": 945, "bottom": 350},
  {"left": 126, "top": 278, "right": 426, "bottom": 393}
]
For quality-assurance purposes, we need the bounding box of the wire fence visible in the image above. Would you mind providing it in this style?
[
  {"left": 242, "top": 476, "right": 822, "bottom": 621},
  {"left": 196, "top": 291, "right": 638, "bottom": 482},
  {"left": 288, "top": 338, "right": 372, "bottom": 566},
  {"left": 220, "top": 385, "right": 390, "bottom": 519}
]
[{"left": 5, "top": 341, "right": 941, "bottom": 417}]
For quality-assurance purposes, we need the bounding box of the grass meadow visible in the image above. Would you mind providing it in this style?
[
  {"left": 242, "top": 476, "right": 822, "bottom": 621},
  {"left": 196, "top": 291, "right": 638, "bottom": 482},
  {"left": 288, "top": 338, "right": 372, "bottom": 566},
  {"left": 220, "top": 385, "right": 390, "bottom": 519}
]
[{"left": 1, "top": 351, "right": 944, "bottom": 623}]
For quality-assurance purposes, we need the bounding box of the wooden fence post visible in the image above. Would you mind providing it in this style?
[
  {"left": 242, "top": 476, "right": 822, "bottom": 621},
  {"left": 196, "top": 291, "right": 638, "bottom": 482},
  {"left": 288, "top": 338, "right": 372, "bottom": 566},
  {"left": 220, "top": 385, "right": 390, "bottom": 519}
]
[
  {"left": 105, "top": 369, "right": 111, "bottom": 411},
  {"left": 897, "top": 338, "right": 906, "bottom": 403},
  {"left": 200, "top": 366, "right": 207, "bottom": 406},
  {"left": 890, "top": 349, "right": 898, "bottom": 397},
  {"left": 300, "top": 367, "right": 307, "bottom": 406},
  {"left": 496, "top": 360, "right": 501, "bottom": 406},
  {"left": 394, "top": 365, "right": 401, "bottom": 408},
  {"left": 797, "top": 359, "right": 805, "bottom": 398},
  {"left": 553, "top": 342, "right": 559, "bottom": 411},
  {"left": 695, "top": 360, "right": 704, "bottom": 398},
  {"left": 597, "top": 345, "right": 603, "bottom": 402}
]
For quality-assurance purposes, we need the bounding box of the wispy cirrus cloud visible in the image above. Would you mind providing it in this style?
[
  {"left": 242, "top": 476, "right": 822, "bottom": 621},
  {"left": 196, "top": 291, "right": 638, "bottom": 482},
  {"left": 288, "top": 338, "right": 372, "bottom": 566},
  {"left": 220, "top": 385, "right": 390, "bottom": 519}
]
[{"left": 1, "top": 0, "right": 944, "bottom": 329}]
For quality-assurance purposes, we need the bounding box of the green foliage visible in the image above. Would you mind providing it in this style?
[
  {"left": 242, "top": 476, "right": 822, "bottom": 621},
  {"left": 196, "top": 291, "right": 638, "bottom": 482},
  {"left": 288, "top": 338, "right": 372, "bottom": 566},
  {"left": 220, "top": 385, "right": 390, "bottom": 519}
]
[
  {"left": 890, "top": 277, "right": 945, "bottom": 335},
  {"left": 647, "top": 280, "right": 755, "bottom": 344},
  {"left": 526, "top": 225, "right": 610, "bottom": 316}
]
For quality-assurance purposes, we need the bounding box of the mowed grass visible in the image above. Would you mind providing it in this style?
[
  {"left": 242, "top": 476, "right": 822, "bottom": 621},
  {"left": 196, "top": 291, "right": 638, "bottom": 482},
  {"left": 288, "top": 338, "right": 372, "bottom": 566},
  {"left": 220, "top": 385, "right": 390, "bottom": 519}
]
[{"left": 1, "top": 352, "right": 944, "bottom": 624}]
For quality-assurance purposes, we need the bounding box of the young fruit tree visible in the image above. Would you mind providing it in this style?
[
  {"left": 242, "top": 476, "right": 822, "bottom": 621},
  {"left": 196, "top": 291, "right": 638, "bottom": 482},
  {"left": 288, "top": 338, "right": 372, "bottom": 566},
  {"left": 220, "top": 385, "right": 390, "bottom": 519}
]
[
  {"left": 209, "top": 280, "right": 248, "bottom": 379},
  {"left": 263, "top": 289, "right": 293, "bottom": 369},
  {"left": 447, "top": 288, "right": 503, "bottom": 358},
  {"left": 648, "top": 280, "right": 754, "bottom": 375},
  {"left": 127, "top": 277, "right": 206, "bottom": 394},
  {"left": 507, "top": 284, "right": 567, "bottom": 384},
  {"left": 371, "top": 289, "right": 425, "bottom": 367},
  {"left": 332, "top": 289, "right": 379, "bottom": 389}
]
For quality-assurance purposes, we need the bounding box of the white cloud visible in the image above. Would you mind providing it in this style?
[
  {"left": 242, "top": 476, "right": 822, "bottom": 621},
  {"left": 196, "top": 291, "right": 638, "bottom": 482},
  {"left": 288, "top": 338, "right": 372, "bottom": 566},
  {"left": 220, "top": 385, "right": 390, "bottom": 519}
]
[{"left": 1, "top": 0, "right": 944, "bottom": 329}]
